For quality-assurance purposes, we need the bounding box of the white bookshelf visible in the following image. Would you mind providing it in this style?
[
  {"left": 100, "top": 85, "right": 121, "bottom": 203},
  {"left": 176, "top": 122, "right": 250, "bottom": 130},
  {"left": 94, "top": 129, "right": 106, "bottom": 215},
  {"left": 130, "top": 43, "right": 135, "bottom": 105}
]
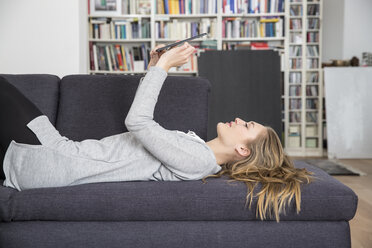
[
  {"left": 284, "top": 0, "right": 323, "bottom": 156},
  {"left": 87, "top": 0, "right": 288, "bottom": 75},
  {"left": 87, "top": 0, "right": 324, "bottom": 156}
]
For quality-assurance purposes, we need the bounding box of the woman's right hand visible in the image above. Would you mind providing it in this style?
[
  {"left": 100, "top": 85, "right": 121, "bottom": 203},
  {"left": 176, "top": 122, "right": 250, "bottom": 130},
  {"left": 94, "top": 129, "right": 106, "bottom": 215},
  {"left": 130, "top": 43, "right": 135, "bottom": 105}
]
[{"left": 155, "top": 42, "right": 196, "bottom": 72}]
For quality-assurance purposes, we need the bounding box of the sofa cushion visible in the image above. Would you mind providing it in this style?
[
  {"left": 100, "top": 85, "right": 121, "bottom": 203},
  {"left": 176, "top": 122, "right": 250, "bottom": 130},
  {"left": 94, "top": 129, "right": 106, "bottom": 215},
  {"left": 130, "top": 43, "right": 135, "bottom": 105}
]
[
  {"left": 0, "top": 220, "right": 351, "bottom": 248},
  {"left": 55, "top": 74, "right": 211, "bottom": 142},
  {"left": 0, "top": 161, "right": 358, "bottom": 222},
  {"left": 0, "top": 74, "right": 60, "bottom": 126}
]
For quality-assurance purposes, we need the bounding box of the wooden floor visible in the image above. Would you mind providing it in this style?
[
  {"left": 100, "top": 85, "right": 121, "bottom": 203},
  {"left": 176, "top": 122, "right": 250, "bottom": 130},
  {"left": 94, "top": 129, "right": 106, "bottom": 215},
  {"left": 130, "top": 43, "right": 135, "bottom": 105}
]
[{"left": 296, "top": 158, "right": 372, "bottom": 248}]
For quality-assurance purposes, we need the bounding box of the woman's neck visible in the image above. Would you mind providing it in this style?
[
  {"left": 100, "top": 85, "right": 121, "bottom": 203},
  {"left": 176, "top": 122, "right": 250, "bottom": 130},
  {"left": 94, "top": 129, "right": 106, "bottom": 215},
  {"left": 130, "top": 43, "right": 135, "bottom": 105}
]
[{"left": 206, "top": 137, "right": 232, "bottom": 166}]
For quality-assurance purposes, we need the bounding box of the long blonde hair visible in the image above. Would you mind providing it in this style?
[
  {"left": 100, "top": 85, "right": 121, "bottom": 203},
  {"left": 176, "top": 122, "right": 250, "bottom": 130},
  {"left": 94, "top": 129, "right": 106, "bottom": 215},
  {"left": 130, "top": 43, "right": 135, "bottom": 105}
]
[{"left": 202, "top": 126, "right": 317, "bottom": 223}]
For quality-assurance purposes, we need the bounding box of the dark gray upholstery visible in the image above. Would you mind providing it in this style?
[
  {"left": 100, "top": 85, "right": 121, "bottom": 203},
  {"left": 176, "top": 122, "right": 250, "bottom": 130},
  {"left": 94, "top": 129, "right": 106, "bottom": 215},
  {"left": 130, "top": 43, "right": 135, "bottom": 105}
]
[
  {"left": 0, "top": 161, "right": 357, "bottom": 222},
  {"left": 0, "top": 221, "right": 350, "bottom": 248},
  {"left": 0, "top": 74, "right": 60, "bottom": 126},
  {"left": 0, "top": 73, "right": 358, "bottom": 248},
  {"left": 56, "top": 74, "right": 211, "bottom": 141}
]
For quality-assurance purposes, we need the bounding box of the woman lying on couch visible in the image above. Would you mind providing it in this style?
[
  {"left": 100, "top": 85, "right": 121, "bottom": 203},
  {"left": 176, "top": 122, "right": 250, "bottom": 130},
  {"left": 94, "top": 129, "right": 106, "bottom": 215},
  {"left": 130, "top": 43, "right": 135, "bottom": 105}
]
[{"left": 0, "top": 42, "right": 316, "bottom": 223}]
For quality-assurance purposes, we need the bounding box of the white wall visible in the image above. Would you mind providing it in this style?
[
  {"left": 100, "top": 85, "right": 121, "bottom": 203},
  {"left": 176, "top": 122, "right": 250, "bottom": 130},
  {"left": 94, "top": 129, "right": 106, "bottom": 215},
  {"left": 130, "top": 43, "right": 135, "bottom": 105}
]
[
  {"left": 322, "top": 0, "right": 344, "bottom": 62},
  {"left": 0, "top": 0, "right": 88, "bottom": 78},
  {"left": 343, "top": 0, "right": 372, "bottom": 61},
  {"left": 322, "top": 0, "right": 372, "bottom": 62},
  {"left": 1, "top": 0, "right": 371, "bottom": 74}
]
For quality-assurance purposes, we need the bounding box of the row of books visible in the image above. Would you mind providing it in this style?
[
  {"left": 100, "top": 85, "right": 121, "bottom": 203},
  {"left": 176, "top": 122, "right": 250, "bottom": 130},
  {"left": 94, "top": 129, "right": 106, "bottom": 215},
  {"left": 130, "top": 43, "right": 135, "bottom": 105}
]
[
  {"left": 289, "top": 125, "right": 301, "bottom": 136},
  {"left": 289, "top": 45, "right": 319, "bottom": 57},
  {"left": 156, "top": 0, "right": 217, "bottom": 14},
  {"left": 290, "top": 19, "right": 302, "bottom": 29},
  {"left": 290, "top": 5, "right": 320, "bottom": 16},
  {"left": 289, "top": 126, "right": 319, "bottom": 139},
  {"left": 288, "top": 136, "right": 319, "bottom": 148},
  {"left": 306, "top": 125, "right": 318, "bottom": 137},
  {"left": 306, "top": 99, "right": 319, "bottom": 109},
  {"left": 89, "top": 43, "right": 150, "bottom": 71},
  {"left": 289, "top": 99, "right": 301, "bottom": 109},
  {"left": 290, "top": 19, "right": 320, "bottom": 30},
  {"left": 289, "top": 101, "right": 319, "bottom": 111},
  {"left": 289, "top": 46, "right": 301, "bottom": 56},
  {"left": 88, "top": 0, "right": 151, "bottom": 15},
  {"left": 222, "top": 0, "right": 284, "bottom": 14},
  {"left": 288, "top": 135, "right": 300, "bottom": 147},
  {"left": 305, "top": 137, "right": 318, "bottom": 148},
  {"left": 90, "top": 18, "right": 150, "bottom": 39},
  {"left": 306, "top": 85, "right": 318, "bottom": 96},
  {"left": 307, "top": 72, "right": 319, "bottom": 82},
  {"left": 290, "top": 33, "right": 320, "bottom": 44},
  {"left": 289, "top": 58, "right": 302, "bottom": 69},
  {"left": 307, "top": 18, "right": 319, "bottom": 29},
  {"left": 290, "top": 33, "right": 302, "bottom": 43},
  {"left": 155, "top": 19, "right": 217, "bottom": 39},
  {"left": 306, "top": 58, "right": 318, "bottom": 69},
  {"left": 290, "top": 5, "right": 302, "bottom": 16},
  {"left": 122, "top": 0, "right": 151, "bottom": 15},
  {"left": 289, "top": 58, "right": 319, "bottom": 69},
  {"left": 289, "top": 85, "right": 301, "bottom": 96},
  {"left": 307, "top": 32, "right": 319, "bottom": 42},
  {"left": 221, "top": 41, "right": 274, "bottom": 50},
  {"left": 289, "top": 72, "right": 301, "bottom": 83},
  {"left": 307, "top": 4, "right": 320, "bottom": 16},
  {"left": 89, "top": 42, "right": 198, "bottom": 72},
  {"left": 306, "top": 112, "right": 318, "bottom": 123},
  {"left": 222, "top": 17, "right": 283, "bottom": 38},
  {"left": 289, "top": 72, "right": 320, "bottom": 84},
  {"left": 289, "top": 112, "right": 301, "bottom": 122}
]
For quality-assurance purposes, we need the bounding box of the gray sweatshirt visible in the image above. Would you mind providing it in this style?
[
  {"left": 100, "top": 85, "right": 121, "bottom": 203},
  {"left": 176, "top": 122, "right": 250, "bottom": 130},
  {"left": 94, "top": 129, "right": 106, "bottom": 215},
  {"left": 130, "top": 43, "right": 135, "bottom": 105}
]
[{"left": 3, "top": 66, "right": 221, "bottom": 191}]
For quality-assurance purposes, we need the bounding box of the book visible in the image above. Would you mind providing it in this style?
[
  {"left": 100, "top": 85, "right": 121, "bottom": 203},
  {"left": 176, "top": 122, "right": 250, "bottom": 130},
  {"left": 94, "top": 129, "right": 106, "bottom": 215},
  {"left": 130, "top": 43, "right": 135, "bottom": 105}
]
[
  {"left": 251, "top": 42, "right": 269, "bottom": 50},
  {"left": 93, "top": 44, "right": 98, "bottom": 71},
  {"left": 306, "top": 138, "right": 317, "bottom": 148},
  {"left": 115, "top": 45, "right": 124, "bottom": 71},
  {"left": 288, "top": 136, "right": 300, "bottom": 148},
  {"left": 306, "top": 126, "right": 317, "bottom": 136}
]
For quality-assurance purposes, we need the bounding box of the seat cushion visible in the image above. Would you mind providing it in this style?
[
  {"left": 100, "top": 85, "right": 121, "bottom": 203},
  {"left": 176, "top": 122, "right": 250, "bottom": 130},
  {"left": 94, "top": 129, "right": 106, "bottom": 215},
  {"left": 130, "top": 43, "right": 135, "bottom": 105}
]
[
  {"left": 0, "top": 161, "right": 358, "bottom": 222},
  {"left": 56, "top": 74, "right": 211, "bottom": 142}
]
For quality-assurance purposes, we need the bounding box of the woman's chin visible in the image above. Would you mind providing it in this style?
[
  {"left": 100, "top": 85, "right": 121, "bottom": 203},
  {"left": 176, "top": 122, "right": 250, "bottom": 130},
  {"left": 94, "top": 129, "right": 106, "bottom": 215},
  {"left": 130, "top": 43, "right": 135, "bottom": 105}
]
[{"left": 217, "top": 122, "right": 228, "bottom": 130}]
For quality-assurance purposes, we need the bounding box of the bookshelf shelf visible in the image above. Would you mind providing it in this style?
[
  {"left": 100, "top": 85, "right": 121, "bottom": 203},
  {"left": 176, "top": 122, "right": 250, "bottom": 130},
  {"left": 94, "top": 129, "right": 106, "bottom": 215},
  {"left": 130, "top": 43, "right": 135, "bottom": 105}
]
[
  {"left": 89, "top": 70, "right": 146, "bottom": 74},
  {"left": 89, "top": 38, "right": 152, "bottom": 43},
  {"left": 222, "top": 37, "right": 285, "bottom": 41},
  {"left": 155, "top": 14, "right": 218, "bottom": 18},
  {"left": 221, "top": 13, "right": 285, "bottom": 17},
  {"left": 88, "top": 14, "right": 151, "bottom": 18},
  {"left": 89, "top": 70, "right": 197, "bottom": 75},
  {"left": 155, "top": 38, "right": 215, "bottom": 42}
]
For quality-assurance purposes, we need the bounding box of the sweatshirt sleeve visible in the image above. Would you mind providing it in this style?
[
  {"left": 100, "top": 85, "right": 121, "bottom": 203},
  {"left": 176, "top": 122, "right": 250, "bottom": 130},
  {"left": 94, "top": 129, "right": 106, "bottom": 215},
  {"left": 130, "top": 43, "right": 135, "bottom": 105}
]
[{"left": 125, "top": 66, "right": 221, "bottom": 180}]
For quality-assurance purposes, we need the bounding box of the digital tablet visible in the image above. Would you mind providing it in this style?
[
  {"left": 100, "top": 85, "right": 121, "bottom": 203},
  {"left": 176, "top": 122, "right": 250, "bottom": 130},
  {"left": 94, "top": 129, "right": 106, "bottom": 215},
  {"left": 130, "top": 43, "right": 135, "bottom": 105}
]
[{"left": 155, "top": 33, "right": 208, "bottom": 52}]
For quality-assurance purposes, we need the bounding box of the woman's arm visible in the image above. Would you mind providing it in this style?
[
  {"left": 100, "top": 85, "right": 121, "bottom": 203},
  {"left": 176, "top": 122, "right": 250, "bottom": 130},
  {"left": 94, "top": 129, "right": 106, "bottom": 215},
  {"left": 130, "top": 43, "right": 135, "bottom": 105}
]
[{"left": 125, "top": 44, "right": 220, "bottom": 180}]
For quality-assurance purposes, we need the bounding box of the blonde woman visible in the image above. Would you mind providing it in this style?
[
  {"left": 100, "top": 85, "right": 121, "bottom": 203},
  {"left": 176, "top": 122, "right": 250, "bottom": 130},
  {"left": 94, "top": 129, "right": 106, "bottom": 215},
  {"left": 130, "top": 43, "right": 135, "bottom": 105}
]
[{"left": 1, "top": 42, "right": 316, "bottom": 223}]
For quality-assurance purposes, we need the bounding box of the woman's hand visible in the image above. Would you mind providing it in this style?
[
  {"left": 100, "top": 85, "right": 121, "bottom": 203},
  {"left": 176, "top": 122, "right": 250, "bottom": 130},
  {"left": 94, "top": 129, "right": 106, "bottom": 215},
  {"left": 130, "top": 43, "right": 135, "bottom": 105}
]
[
  {"left": 147, "top": 44, "right": 167, "bottom": 70},
  {"left": 155, "top": 42, "right": 196, "bottom": 72}
]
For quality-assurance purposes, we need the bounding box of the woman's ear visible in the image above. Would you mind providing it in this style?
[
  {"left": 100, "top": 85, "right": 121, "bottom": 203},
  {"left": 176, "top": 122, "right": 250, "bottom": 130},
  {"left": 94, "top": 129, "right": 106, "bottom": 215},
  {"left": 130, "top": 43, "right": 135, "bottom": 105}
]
[{"left": 235, "top": 145, "right": 250, "bottom": 158}]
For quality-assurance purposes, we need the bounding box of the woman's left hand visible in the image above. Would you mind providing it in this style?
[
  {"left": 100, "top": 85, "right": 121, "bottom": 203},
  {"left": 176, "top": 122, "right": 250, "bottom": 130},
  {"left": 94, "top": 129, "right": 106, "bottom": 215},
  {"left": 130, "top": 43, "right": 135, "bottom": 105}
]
[{"left": 147, "top": 44, "right": 167, "bottom": 70}]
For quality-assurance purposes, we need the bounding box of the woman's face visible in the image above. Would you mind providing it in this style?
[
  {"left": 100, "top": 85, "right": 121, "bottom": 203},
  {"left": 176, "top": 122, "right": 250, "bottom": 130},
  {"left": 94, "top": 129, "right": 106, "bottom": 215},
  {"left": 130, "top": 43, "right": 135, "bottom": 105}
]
[{"left": 217, "top": 118, "right": 267, "bottom": 148}]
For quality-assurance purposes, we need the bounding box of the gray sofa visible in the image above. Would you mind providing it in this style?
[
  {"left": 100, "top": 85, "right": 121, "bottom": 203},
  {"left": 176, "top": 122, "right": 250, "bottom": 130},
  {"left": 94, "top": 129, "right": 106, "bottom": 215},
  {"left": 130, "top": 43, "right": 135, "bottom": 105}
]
[{"left": 0, "top": 73, "right": 358, "bottom": 248}]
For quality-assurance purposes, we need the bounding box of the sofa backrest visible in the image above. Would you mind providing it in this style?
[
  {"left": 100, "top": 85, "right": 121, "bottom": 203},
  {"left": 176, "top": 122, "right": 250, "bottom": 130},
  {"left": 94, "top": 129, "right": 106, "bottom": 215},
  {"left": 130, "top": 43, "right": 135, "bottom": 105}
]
[
  {"left": 0, "top": 74, "right": 60, "bottom": 126},
  {"left": 56, "top": 74, "right": 211, "bottom": 141},
  {"left": 1, "top": 73, "right": 212, "bottom": 142}
]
